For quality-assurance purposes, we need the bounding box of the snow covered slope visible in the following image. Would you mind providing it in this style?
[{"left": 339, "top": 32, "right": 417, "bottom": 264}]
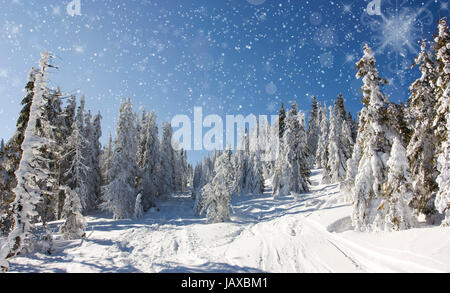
[{"left": 6, "top": 169, "right": 450, "bottom": 273}]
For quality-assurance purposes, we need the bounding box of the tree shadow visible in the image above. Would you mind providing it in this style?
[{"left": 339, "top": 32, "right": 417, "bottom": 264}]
[
  {"left": 156, "top": 261, "right": 265, "bottom": 273},
  {"left": 9, "top": 256, "right": 142, "bottom": 273}
]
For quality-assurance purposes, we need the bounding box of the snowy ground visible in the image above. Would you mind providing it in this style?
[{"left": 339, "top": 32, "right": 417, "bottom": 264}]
[{"left": 5, "top": 169, "right": 450, "bottom": 273}]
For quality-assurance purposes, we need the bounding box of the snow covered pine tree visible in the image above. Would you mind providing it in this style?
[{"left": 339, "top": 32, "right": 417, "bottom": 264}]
[
  {"left": 5, "top": 52, "right": 56, "bottom": 258},
  {"left": 101, "top": 99, "right": 139, "bottom": 219},
  {"left": 433, "top": 18, "right": 450, "bottom": 226},
  {"left": 273, "top": 102, "right": 310, "bottom": 197},
  {"left": 201, "top": 148, "right": 234, "bottom": 223},
  {"left": 351, "top": 45, "right": 414, "bottom": 232}
]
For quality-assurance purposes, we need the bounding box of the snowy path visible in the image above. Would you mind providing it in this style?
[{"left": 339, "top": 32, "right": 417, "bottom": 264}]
[{"left": 7, "top": 169, "right": 450, "bottom": 273}]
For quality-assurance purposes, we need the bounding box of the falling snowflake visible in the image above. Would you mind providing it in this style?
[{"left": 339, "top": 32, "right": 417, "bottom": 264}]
[
  {"left": 360, "top": 0, "right": 435, "bottom": 93},
  {"left": 362, "top": 1, "right": 434, "bottom": 57},
  {"left": 265, "top": 82, "right": 277, "bottom": 95}
]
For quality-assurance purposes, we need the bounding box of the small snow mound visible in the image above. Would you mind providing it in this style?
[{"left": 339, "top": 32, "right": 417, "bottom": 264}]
[
  {"left": 304, "top": 198, "right": 323, "bottom": 208},
  {"left": 326, "top": 216, "right": 353, "bottom": 233}
]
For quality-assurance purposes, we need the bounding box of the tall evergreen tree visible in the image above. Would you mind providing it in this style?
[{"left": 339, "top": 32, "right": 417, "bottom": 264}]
[
  {"left": 159, "top": 122, "right": 176, "bottom": 196},
  {"left": 101, "top": 99, "right": 138, "bottom": 219},
  {"left": 433, "top": 18, "right": 450, "bottom": 226},
  {"left": 321, "top": 107, "right": 333, "bottom": 184},
  {"left": 278, "top": 102, "right": 286, "bottom": 140},
  {"left": 233, "top": 128, "right": 250, "bottom": 196},
  {"left": 134, "top": 193, "right": 144, "bottom": 219},
  {"left": 101, "top": 133, "right": 114, "bottom": 186},
  {"left": 246, "top": 151, "right": 265, "bottom": 195},
  {"left": 5, "top": 52, "right": 56, "bottom": 258},
  {"left": 336, "top": 95, "right": 354, "bottom": 162},
  {"left": 315, "top": 103, "right": 329, "bottom": 169},
  {"left": 325, "top": 105, "right": 346, "bottom": 183},
  {"left": 81, "top": 110, "right": 97, "bottom": 213},
  {"left": 59, "top": 188, "right": 86, "bottom": 240},
  {"left": 406, "top": 40, "right": 440, "bottom": 222},
  {"left": 346, "top": 112, "right": 358, "bottom": 142},
  {"left": 273, "top": 102, "right": 310, "bottom": 197},
  {"left": 193, "top": 164, "right": 203, "bottom": 191},
  {"left": 201, "top": 148, "right": 233, "bottom": 223},
  {"left": 381, "top": 137, "right": 417, "bottom": 231},
  {"left": 0, "top": 68, "right": 40, "bottom": 234},
  {"left": 89, "top": 112, "right": 103, "bottom": 210},
  {"left": 137, "top": 111, "right": 160, "bottom": 210},
  {"left": 307, "top": 96, "right": 320, "bottom": 167},
  {"left": 54, "top": 94, "right": 77, "bottom": 220},
  {"left": 325, "top": 96, "right": 354, "bottom": 184},
  {"left": 351, "top": 45, "right": 400, "bottom": 232}
]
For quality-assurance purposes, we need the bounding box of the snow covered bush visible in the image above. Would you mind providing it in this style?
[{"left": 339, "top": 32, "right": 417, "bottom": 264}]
[
  {"left": 59, "top": 188, "right": 86, "bottom": 240},
  {"left": 134, "top": 193, "right": 144, "bottom": 219}
]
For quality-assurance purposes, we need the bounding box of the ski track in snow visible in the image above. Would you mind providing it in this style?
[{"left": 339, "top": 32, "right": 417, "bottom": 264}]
[{"left": 6, "top": 169, "right": 450, "bottom": 273}]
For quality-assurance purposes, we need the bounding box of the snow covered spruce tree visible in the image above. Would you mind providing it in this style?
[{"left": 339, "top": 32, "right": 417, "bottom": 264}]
[
  {"left": 335, "top": 94, "right": 354, "bottom": 164},
  {"left": 59, "top": 103, "right": 89, "bottom": 238},
  {"left": 246, "top": 150, "right": 265, "bottom": 195},
  {"left": 101, "top": 133, "right": 114, "bottom": 186},
  {"left": 85, "top": 112, "right": 103, "bottom": 212},
  {"left": 233, "top": 128, "right": 250, "bottom": 196},
  {"left": 273, "top": 102, "right": 310, "bottom": 197},
  {"left": 59, "top": 188, "right": 86, "bottom": 240},
  {"left": 181, "top": 149, "right": 192, "bottom": 191},
  {"left": 351, "top": 45, "right": 414, "bottom": 232},
  {"left": 35, "top": 86, "right": 66, "bottom": 223},
  {"left": 232, "top": 125, "right": 265, "bottom": 196},
  {"left": 341, "top": 111, "right": 364, "bottom": 202},
  {"left": 278, "top": 102, "right": 286, "bottom": 139},
  {"left": 193, "top": 164, "right": 203, "bottom": 191},
  {"left": 260, "top": 116, "right": 278, "bottom": 176},
  {"left": 433, "top": 18, "right": 450, "bottom": 226},
  {"left": 320, "top": 106, "right": 334, "bottom": 184},
  {"left": 0, "top": 67, "right": 40, "bottom": 234},
  {"left": 324, "top": 95, "right": 354, "bottom": 184},
  {"left": 62, "top": 98, "right": 91, "bottom": 214},
  {"left": 101, "top": 99, "right": 139, "bottom": 219},
  {"left": 347, "top": 112, "right": 358, "bottom": 143},
  {"left": 172, "top": 146, "right": 186, "bottom": 192},
  {"left": 134, "top": 193, "right": 144, "bottom": 219},
  {"left": 315, "top": 103, "right": 329, "bottom": 169},
  {"left": 272, "top": 149, "right": 293, "bottom": 197},
  {"left": 5, "top": 52, "right": 56, "bottom": 258},
  {"left": 159, "top": 122, "right": 176, "bottom": 196},
  {"left": 193, "top": 152, "right": 219, "bottom": 216},
  {"left": 380, "top": 137, "right": 416, "bottom": 231},
  {"left": 406, "top": 40, "right": 440, "bottom": 223},
  {"left": 193, "top": 161, "right": 207, "bottom": 216},
  {"left": 136, "top": 110, "right": 160, "bottom": 210},
  {"left": 53, "top": 94, "right": 77, "bottom": 219},
  {"left": 201, "top": 148, "right": 233, "bottom": 223},
  {"left": 307, "top": 96, "right": 320, "bottom": 167}
]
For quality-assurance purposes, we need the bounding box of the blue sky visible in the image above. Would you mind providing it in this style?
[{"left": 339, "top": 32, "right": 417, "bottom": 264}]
[{"left": 0, "top": 0, "right": 447, "bottom": 164}]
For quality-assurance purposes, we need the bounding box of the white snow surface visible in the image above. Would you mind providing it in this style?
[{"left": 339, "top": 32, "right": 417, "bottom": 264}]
[{"left": 4, "top": 169, "right": 450, "bottom": 273}]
